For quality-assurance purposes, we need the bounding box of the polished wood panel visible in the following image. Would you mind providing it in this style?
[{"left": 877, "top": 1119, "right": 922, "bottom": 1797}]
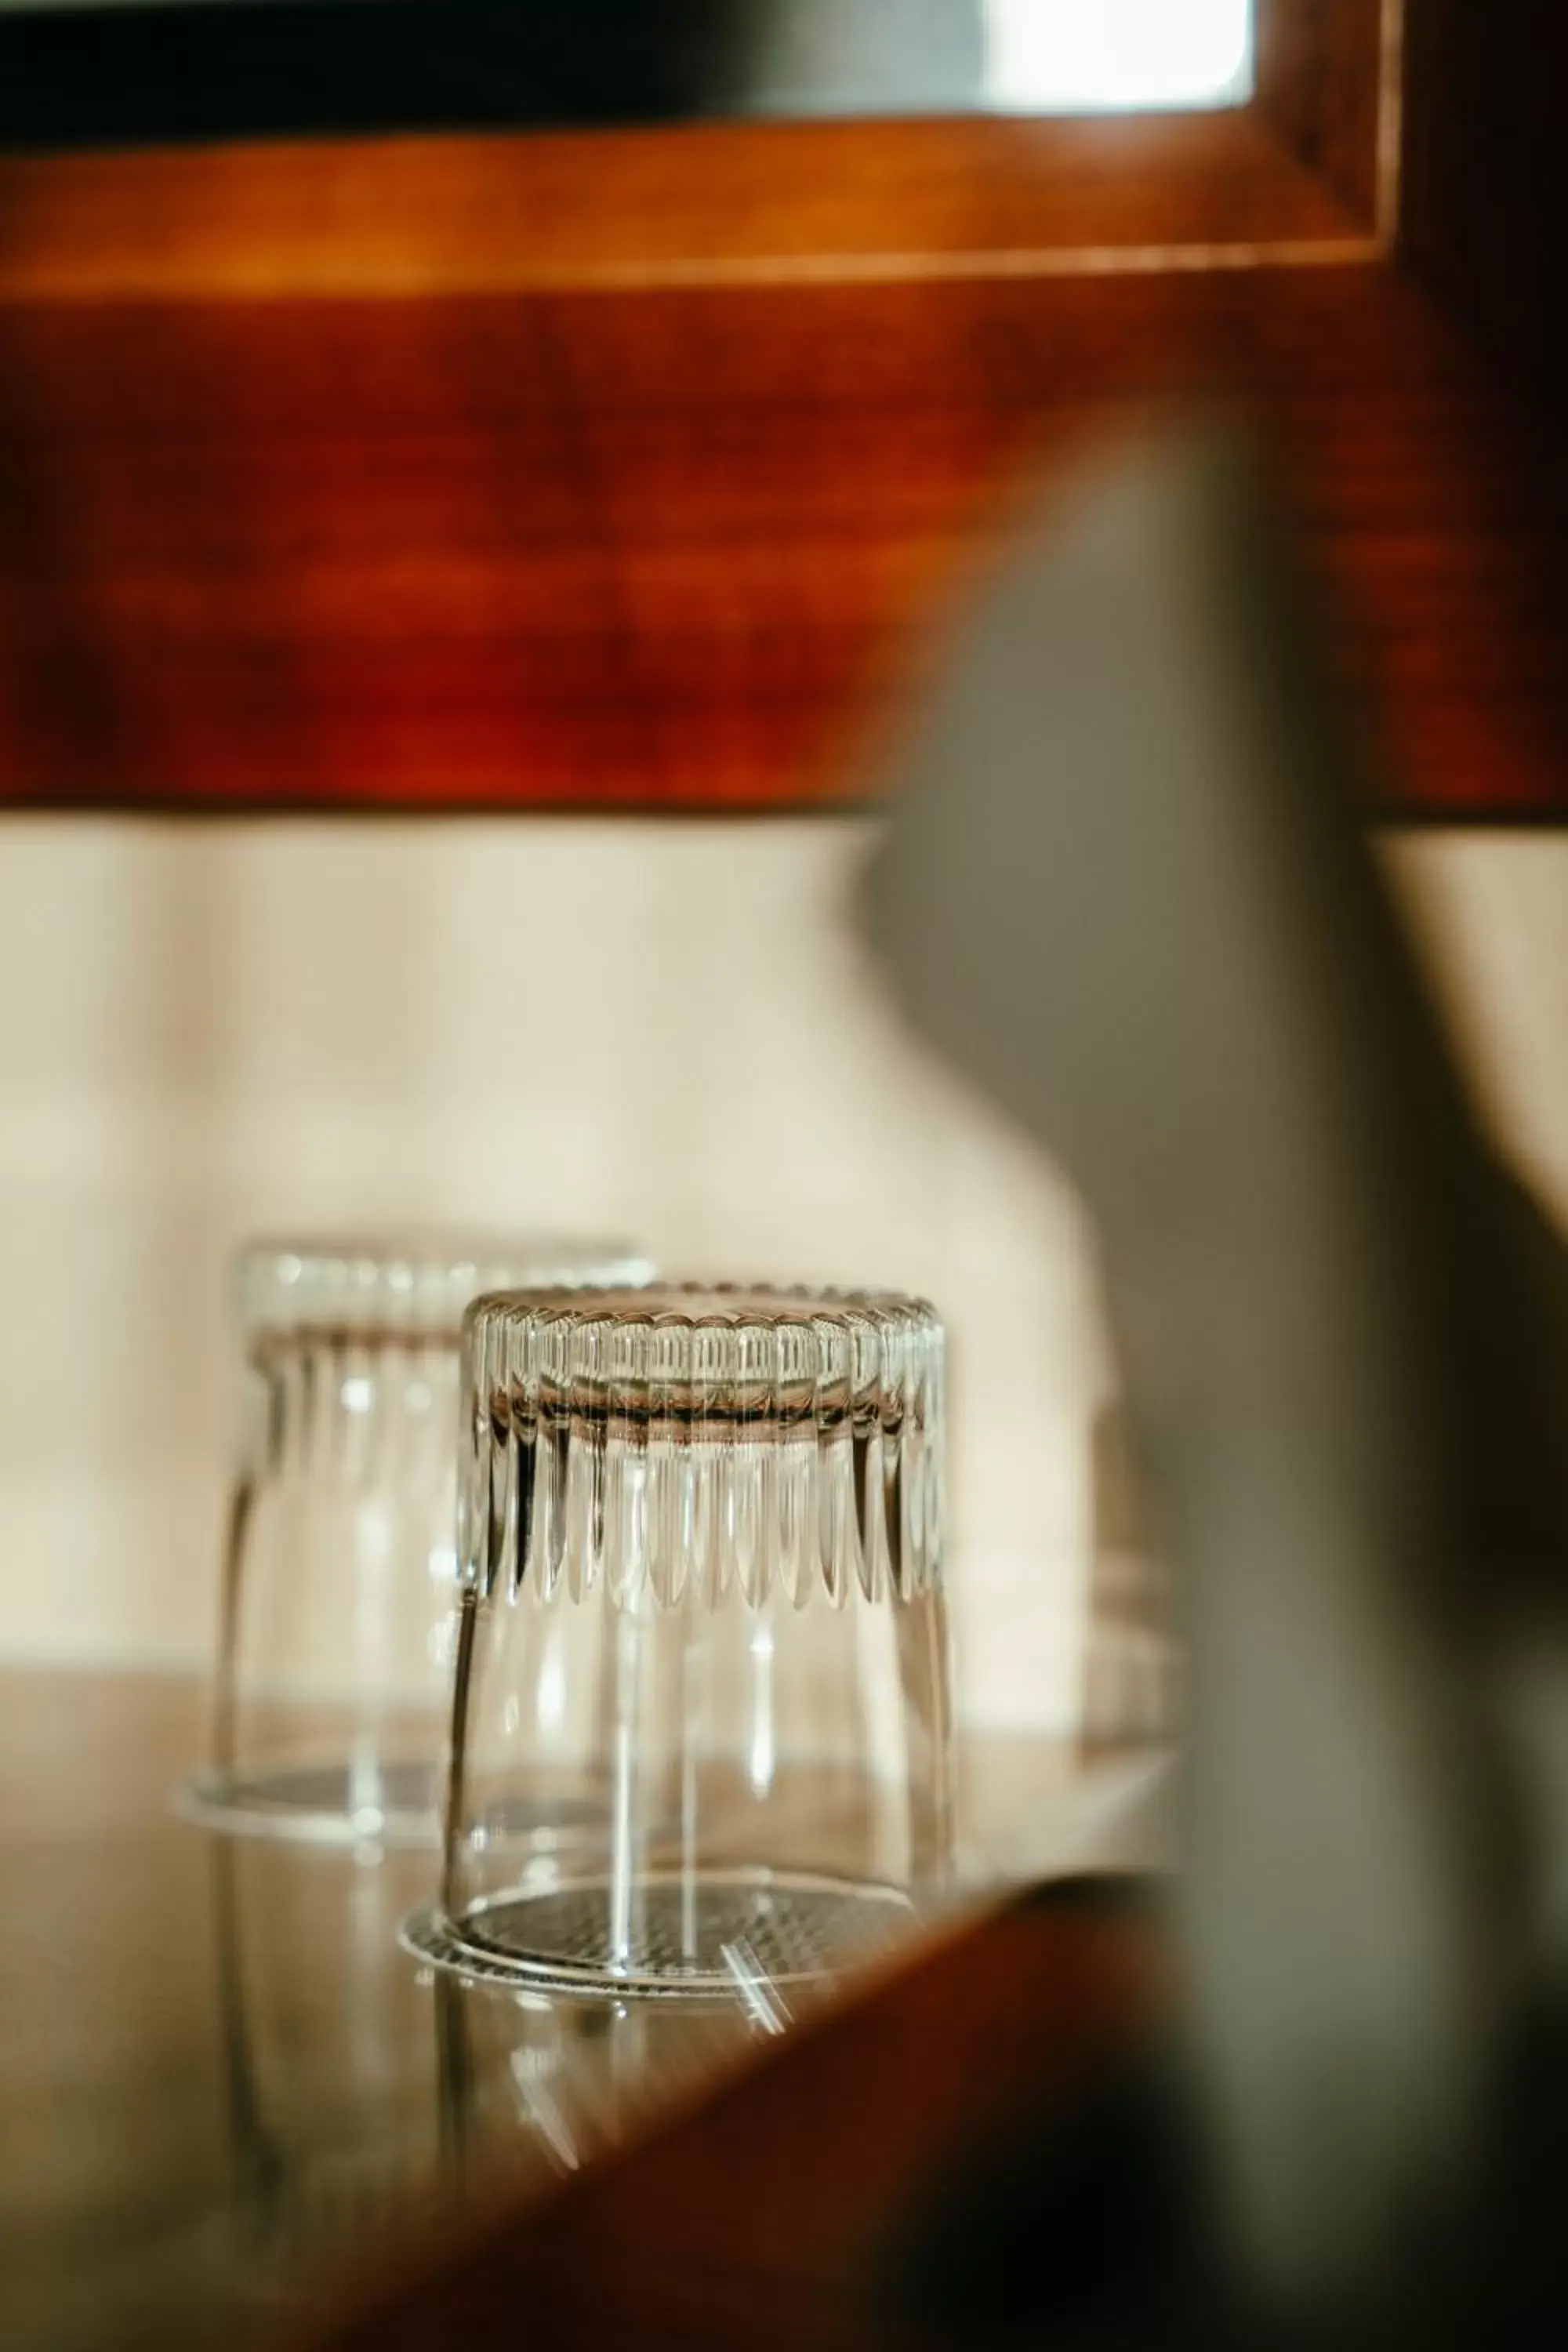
[
  {"left": 0, "top": 1, "right": 1375, "bottom": 292},
  {"left": 0, "top": 111, "right": 1356, "bottom": 298},
  {"left": 0, "top": 260, "right": 1559, "bottom": 813},
  {"left": 0, "top": 0, "right": 1561, "bottom": 815}
]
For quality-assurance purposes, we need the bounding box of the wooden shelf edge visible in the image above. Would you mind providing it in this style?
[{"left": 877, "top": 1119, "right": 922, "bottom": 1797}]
[{"left": 0, "top": 108, "right": 1367, "bottom": 303}]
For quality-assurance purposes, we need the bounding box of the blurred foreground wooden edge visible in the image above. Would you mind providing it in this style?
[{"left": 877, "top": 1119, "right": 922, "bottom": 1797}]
[{"left": 296, "top": 1879, "right": 1164, "bottom": 2352}]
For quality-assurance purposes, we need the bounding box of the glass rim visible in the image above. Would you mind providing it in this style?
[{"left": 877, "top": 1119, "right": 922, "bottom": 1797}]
[
  {"left": 461, "top": 1283, "right": 944, "bottom": 1439},
  {"left": 234, "top": 1232, "right": 653, "bottom": 1341},
  {"left": 463, "top": 1279, "right": 940, "bottom": 1331}
]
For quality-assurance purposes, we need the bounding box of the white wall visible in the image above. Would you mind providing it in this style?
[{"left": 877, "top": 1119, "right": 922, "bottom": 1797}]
[
  {"left": 1389, "top": 833, "right": 1568, "bottom": 1221},
  {"left": 0, "top": 817, "right": 1562, "bottom": 1734}
]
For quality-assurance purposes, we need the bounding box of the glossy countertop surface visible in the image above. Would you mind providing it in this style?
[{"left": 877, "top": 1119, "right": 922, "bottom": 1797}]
[{"left": 0, "top": 1668, "right": 1168, "bottom": 2352}]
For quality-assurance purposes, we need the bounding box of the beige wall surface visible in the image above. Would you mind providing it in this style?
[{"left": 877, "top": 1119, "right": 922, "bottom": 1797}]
[{"left": 0, "top": 817, "right": 1559, "bottom": 1733}]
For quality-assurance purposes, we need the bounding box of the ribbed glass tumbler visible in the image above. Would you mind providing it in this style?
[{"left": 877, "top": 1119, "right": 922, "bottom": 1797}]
[
  {"left": 406, "top": 1285, "right": 953, "bottom": 2000},
  {"left": 185, "top": 1234, "right": 651, "bottom": 1846}
]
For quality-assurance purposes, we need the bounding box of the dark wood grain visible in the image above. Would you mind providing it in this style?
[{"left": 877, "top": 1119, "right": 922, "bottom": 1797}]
[
  {"left": 1392, "top": 0, "right": 1568, "bottom": 821},
  {"left": 0, "top": 0, "right": 1562, "bottom": 815},
  {"left": 0, "top": 260, "right": 1559, "bottom": 814},
  {"left": 1254, "top": 0, "right": 1391, "bottom": 230},
  {"left": 1401, "top": 0, "right": 1568, "bottom": 401}
]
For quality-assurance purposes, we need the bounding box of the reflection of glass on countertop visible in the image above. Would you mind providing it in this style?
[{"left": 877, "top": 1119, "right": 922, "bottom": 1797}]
[
  {"left": 0, "top": 1667, "right": 1174, "bottom": 2352},
  {"left": 437, "top": 1976, "right": 768, "bottom": 2183},
  {"left": 206, "top": 1725, "right": 1171, "bottom": 2259}
]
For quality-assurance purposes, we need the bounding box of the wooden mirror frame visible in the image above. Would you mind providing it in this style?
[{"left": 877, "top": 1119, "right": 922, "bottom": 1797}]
[{"left": 0, "top": 0, "right": 1560, "bottom": 813}]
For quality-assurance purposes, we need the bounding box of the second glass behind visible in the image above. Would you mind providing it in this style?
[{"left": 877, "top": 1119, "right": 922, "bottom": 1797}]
[
  {"left": 408, "top": 1285, "right": 953, "bottom": 2001},
  {"left": 186, "top": 1233, "right": 652, "bottom": 1846}
]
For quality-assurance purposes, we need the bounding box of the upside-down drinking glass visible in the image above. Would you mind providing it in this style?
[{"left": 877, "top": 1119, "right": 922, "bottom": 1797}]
[
  {"left": 405, "top": 1284, "right": 953, "bottom": 1999},
  {"left": 184, "top": 1233, "right": 651, "bottom": 1846}
]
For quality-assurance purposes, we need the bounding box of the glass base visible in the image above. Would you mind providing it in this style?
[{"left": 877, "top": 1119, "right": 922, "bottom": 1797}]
[
  {"left": 181, "top": 1760, "right": 617, "bottom": 1854},
  {"left": 181, "top": 1756, "right": 444, "bottom": 1846},
  {"left": 401, "top": 1867, "right": 919, "bottom": 2002}
]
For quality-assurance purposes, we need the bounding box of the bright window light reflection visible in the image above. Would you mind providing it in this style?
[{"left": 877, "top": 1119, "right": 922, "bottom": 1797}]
[
  {"left": 984, "top": 0, "right": 1252, "bottom": 112},
  {"left": 536, "top": 1648, "right": 566, "bottom": 1734},
  {"left": 749, "top": 1622, "right": 775, "bottom": 1797}
]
